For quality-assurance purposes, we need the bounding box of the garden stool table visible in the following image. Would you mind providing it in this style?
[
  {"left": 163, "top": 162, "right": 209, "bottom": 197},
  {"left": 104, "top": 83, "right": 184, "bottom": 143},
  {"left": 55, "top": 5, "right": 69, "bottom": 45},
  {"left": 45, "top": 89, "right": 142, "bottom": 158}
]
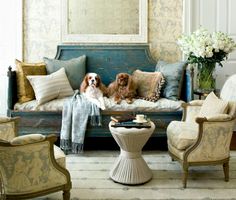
[{"left": 109, "top": 121, "right": 155, "bottom": 185}]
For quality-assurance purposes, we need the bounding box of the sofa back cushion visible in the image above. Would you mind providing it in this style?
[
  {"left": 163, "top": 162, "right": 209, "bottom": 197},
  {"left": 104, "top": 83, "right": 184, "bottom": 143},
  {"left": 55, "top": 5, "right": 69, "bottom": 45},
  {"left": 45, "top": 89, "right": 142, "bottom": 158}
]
[
  {"left": 44, "top": 55, "right": 86, "bottom": 90},
  {"left": 15, "top": 59, "right": 47, "bottom": 103},
  {"left": 155, "top": 61, "right": 187, "bottom": 100},
  {"left": 133, "top": 70, "right": 165, "bottom": 102},
  {"left": 27, "top": 68, "right": 74, "bottom": 105}
]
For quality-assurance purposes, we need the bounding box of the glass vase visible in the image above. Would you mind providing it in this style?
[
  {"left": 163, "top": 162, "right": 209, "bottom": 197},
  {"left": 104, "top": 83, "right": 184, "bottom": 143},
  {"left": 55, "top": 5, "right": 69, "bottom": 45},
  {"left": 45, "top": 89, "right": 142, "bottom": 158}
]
[{"left": 197, "top": 62, "right": 216, "bottom": 92}]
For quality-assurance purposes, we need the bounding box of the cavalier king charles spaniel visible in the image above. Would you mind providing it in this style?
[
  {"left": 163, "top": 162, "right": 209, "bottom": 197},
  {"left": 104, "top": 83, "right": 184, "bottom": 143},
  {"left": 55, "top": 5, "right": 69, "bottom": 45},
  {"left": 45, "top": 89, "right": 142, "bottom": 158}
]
[
  {"left": 108, "top": 73, "right": 137, "bottom": 104},
  {"left": 80, "top": 73, "right": 107, "bottom": 110}
]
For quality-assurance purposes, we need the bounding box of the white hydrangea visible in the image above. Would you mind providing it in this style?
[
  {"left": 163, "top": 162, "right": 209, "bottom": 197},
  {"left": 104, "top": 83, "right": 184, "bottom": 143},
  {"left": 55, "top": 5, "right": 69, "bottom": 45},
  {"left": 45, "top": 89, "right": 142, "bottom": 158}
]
[{"left": 177, "top": 27, "right": 236, "bottom": 62}]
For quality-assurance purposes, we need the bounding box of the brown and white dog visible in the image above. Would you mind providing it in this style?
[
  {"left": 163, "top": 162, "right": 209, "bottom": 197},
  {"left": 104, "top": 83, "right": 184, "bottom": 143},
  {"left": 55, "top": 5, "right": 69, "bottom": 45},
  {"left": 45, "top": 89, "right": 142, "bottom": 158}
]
[
  {"left": 80, "top": 73, "right": 107, "bottom": 110},
  {"left": 108, "top": 73, "right": 137, "bottom": 104}
]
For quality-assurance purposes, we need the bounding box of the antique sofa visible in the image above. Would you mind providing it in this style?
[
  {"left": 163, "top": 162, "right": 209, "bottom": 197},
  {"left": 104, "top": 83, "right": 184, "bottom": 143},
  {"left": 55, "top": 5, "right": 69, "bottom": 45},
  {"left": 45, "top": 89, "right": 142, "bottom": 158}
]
[{"left": 7, "top": 44, "right": 193, "bottom": 149}]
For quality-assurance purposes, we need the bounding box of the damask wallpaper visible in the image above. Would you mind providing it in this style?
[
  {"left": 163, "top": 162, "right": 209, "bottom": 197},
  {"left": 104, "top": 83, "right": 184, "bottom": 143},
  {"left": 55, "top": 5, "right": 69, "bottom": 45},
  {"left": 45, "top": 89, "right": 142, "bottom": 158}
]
[{"left": 23, "top": 0, "right": 182, "bottom": 63}]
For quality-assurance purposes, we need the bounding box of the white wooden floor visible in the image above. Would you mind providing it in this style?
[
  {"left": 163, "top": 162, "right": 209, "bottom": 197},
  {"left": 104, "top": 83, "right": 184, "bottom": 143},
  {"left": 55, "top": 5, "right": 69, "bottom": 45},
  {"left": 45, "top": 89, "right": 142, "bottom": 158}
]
[{"left": 38, "top": 151, "right": 236, "bottom": 200}]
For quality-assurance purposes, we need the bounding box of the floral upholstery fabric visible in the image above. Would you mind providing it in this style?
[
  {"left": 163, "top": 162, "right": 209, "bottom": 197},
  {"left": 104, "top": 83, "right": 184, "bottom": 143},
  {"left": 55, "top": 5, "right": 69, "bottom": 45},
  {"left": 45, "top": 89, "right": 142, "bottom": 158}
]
[
  {"left": 54, "top": 145, "right": 66, "bottom": 168},
  {"left": 185, "top": 105, "right": 201, "bottom": 123},
  {"left": 167, "top": 121, "right": 199, "bottom": 150},
  {"left": 0, "top": 121, "right": 16, "bottom": 141},
  {"left": 0, "top": 141, "right": 67, "bottom": 194},
  {"left": 187, "top": 120, "right": 235, "bottom": 162}
]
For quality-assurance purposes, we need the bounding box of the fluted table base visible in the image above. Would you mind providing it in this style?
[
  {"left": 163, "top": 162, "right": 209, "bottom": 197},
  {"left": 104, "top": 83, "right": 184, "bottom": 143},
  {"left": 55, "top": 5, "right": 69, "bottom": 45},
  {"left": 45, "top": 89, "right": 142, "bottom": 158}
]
[{"left": 109, "top": 121, "right": 155, "bottom": 185}]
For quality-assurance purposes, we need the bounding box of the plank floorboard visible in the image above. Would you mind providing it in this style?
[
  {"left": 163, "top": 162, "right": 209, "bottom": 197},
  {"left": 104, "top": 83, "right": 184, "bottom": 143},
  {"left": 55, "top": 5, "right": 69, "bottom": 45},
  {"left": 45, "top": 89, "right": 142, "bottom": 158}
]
[{"left": 37, "top": 151, "right": 236, "bottom": 200}]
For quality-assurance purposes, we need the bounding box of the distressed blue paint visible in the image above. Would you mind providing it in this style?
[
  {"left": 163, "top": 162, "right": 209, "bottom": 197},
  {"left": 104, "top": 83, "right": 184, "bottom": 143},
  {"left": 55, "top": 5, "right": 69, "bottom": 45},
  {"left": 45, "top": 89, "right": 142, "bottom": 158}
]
[
  {"left": 55, "top": 44, "right": 156, "bottom": 85},
  {"left": 7, "top": 44, "right": 193, "bottom": 149}
]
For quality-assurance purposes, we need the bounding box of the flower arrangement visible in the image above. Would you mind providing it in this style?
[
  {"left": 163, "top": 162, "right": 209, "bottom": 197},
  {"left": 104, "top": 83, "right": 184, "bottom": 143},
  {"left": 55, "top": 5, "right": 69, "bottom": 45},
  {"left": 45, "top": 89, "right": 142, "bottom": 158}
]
[{"left": 177, "top": 27, "right": 236, "bottom": 66}]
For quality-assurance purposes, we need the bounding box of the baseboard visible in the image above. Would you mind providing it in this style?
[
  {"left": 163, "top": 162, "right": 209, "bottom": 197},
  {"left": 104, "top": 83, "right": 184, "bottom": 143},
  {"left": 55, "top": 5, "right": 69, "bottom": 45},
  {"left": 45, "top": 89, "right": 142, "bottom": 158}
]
[{"left": 230, "top": 132, "right": 236, "bottom": 150}]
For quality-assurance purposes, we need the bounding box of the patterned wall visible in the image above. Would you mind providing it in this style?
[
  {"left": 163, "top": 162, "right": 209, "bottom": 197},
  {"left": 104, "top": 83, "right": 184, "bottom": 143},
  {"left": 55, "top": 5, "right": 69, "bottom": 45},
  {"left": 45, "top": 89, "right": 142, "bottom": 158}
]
[{"left": 23, "top": 0, "right": 183, "bottom": 63}]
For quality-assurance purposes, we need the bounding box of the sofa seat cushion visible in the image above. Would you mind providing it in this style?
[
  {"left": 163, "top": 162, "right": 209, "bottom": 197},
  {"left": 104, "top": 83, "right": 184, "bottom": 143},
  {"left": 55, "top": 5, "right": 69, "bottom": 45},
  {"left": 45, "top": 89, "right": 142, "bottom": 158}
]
[
  {"left": 14, "top": 97, "right": 183, "bottom": 112},
  {"left": 167, "top": 121, "right": 199, "bottom": 150},
  {"left": 54, "top": 145, "right": 66, "bottom": 168}
]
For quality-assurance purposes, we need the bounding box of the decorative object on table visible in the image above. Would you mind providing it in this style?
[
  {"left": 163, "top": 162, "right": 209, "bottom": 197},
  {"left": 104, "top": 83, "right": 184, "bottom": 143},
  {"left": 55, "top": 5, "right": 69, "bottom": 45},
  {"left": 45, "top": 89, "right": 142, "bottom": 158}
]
[
  {"left": 111, "top": 114, "right": 151, "bottom": 128},
  {"left": 110, "top": 114, "right": 135, "bottom": 123},
  {"left": 178, "top": 27, "right": 236, "bottom": 91}
]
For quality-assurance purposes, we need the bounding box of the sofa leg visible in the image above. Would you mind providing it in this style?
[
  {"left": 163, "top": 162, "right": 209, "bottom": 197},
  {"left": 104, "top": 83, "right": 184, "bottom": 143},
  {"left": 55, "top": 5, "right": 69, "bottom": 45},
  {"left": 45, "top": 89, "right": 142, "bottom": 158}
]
[
  {"left": 63, "top": 190, "right": 70, "bottom": 200},
  {"left": 182, "top": 165, "right": 188, "bottom": 188},
  {"left": 223, "top": 162, "right": 229, "bottom": 182}
]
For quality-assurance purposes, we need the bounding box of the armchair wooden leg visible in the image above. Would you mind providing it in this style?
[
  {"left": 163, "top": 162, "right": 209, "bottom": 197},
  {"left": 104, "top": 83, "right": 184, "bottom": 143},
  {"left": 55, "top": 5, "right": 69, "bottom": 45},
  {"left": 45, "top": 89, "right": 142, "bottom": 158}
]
[
  {"left": 63, "top": 190, "right": 70, "bottom": 200},
  {"left": 182, "top": 165, "right": 189, "bottom": 188},
  {"left": 223, "top": 162, "right": 229, "bottom": 182}
]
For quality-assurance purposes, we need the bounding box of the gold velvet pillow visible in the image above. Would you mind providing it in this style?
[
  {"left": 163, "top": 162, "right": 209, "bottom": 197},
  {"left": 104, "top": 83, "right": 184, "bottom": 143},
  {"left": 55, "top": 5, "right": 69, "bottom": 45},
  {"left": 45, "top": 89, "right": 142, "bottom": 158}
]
[
  {"left": 133, "top": 70, "right": 165, "bottom": 102},
  {"left": 16, "top": 59, "right": 47, "bottom": 103}
]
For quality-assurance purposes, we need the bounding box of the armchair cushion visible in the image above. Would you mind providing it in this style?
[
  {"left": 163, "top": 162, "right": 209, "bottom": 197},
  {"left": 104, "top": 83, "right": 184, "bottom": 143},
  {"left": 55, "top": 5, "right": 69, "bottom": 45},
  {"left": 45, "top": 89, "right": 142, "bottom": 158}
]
[
  {"left": 167, "top": 121, "right": 198, "bottom": 150},
  {"left": 199, "top": 92, "right": 228, "bottom": 117}
]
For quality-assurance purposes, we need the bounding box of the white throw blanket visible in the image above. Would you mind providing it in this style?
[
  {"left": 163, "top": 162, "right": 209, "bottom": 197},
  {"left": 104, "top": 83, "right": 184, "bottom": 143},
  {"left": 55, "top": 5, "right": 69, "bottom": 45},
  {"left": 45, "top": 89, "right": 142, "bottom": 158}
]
[{"left": 60, "top": 91, "right": 101, "bottom": 153}]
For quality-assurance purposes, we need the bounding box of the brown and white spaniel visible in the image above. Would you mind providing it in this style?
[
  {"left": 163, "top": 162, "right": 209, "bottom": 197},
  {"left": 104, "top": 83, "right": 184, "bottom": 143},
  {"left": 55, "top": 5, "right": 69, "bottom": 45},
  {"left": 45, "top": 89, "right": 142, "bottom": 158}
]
[
  {"left": 108, "top": 73, "right": 137, "bottom": 104},
  {"left": 80, "top": 73, "right": 107, "bottom": 110}
]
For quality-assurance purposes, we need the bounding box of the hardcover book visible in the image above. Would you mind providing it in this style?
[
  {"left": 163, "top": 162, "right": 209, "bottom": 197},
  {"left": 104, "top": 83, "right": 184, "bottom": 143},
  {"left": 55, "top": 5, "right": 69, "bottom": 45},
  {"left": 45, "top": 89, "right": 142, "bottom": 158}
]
[{"left": 110, "top": 115, "right": 135, "bottom": 123}]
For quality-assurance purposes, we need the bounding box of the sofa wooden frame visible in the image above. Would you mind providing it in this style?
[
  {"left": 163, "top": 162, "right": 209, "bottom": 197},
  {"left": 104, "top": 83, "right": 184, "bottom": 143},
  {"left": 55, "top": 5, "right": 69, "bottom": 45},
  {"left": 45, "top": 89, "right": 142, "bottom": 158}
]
[{"left": 7, "top": 44, "right": 194, "bottom": 149}]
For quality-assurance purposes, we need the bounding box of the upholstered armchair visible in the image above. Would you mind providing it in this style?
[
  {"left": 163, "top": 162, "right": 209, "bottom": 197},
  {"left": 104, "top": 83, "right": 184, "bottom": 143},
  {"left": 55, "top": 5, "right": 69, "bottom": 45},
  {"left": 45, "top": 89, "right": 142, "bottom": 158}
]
[
  {"left": 167, "top": 74, "right": 236, "bottom": 188},
  {"left": 0, "top": 117, "right": 71, "bottom": 199}
]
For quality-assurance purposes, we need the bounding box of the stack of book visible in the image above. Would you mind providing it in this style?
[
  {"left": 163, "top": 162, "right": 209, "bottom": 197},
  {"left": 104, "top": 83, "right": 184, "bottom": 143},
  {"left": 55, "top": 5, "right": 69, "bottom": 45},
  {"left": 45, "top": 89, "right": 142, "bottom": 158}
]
[{"left": 110, "top": 115, "right": 151, "bottom": 128}]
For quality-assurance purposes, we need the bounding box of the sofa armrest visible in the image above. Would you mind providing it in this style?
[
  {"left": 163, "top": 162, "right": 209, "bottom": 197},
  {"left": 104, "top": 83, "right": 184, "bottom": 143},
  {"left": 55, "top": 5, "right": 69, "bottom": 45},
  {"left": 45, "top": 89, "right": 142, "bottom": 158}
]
[
  {"left": 7, "top": 66, "right": 18, "bottom": 113},
  {"left": 181, "top": 67, "right": 194, "bottom": 102}
]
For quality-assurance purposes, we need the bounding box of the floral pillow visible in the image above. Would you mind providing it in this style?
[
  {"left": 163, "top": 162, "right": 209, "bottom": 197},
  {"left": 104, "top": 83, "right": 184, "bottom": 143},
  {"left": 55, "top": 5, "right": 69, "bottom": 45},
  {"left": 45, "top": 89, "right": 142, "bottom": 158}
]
[{"left": 132, "top": 70, "right": 165, "bottom": 102}]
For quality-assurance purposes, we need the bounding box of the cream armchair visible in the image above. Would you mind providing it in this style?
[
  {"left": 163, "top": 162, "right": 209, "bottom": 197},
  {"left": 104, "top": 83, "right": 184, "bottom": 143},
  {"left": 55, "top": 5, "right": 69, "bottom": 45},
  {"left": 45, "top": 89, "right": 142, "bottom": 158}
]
[
  {"left": 0, "top": 117, "right": 71, "bottom": 200},
  {"left": 167, "top": 74, "right": 236, "bottom": 188}
]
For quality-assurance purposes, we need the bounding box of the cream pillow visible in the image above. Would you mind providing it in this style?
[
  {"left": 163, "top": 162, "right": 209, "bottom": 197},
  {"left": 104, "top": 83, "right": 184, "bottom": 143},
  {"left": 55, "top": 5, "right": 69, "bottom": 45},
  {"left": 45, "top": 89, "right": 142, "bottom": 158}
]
[
  {"left": 27, "top": 68, "right": 74, "bottom": 105},
  {"left": 198, "top": 92, "right": 228, "bottom": 117}
]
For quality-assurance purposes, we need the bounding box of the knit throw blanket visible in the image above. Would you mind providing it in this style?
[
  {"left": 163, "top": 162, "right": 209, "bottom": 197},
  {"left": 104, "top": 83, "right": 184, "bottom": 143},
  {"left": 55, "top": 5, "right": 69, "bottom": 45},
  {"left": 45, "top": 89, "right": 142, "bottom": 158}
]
[{"left": 60, "top": 91, "right": 102, "bottom": 153}]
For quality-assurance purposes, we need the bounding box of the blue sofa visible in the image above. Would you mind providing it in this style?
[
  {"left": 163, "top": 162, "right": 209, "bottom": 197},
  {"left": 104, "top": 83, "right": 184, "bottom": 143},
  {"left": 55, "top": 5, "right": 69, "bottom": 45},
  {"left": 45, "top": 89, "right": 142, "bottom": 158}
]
[{"left": 7, "top": 44, "right": 193, "bottom": 149}]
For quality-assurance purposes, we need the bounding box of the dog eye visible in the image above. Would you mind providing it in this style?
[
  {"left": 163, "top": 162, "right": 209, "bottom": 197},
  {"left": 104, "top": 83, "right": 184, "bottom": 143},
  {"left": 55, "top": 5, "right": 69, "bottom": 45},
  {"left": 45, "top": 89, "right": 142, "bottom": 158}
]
[{"left": 88, "top": 77, "right": 92, "bottom": 80}]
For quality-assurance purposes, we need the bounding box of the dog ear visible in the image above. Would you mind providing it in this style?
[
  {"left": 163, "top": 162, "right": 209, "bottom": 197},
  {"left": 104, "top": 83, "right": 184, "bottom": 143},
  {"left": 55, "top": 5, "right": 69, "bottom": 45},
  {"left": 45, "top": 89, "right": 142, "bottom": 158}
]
[
  {"left": 80, "top": 75, "right": 88, "bottom": 93},
  {"left": 126, "top": 74, "right": 134, "bottom": 90},
  {"left": 96, "top": 74, "right": 101, "bottom": 87}
]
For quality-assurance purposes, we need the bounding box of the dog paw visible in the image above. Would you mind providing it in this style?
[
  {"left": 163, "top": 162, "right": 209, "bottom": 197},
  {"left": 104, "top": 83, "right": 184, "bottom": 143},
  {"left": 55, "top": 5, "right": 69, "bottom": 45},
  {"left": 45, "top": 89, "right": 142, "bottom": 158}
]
[
  {"left": 100, "top": 105, "right": 106, "bottom": 110},
  {"left": 115, "top": 100, "right": 121, "bottom": 104},
  {"left": 126, "top": 98, "right": 133, "bottom": 104}
]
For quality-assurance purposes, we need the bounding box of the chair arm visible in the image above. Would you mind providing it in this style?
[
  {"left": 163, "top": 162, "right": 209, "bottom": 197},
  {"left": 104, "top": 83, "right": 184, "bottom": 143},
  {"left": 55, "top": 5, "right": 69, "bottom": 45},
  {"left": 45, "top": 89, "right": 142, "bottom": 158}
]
[
  {"left": 0, "top": 134, "right": 71, "bottom": 195},
  {"left": 195, "top": 114, "right": 233, "bottom": 123},
  {"left": 184, "top": 117, "right": 236, "bottom": 162},
  {"left": 181, "top": 102, "right": 202, "bottom": 122},
  {"left": 10, "top": 134, "right": 46, "bottom": 145},
  {"left": 0, "top": 116, "right": 20, "bottom": 123},
  {"left": 0, "top": 117, "right": 20, "bottom": 141}
]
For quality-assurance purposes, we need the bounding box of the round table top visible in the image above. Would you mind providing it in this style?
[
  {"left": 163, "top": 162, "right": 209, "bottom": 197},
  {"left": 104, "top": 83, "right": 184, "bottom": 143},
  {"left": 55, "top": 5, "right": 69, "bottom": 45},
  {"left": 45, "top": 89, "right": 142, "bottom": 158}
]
[{"left": 109, "top": 121, "right": 155, "bottom": 136}]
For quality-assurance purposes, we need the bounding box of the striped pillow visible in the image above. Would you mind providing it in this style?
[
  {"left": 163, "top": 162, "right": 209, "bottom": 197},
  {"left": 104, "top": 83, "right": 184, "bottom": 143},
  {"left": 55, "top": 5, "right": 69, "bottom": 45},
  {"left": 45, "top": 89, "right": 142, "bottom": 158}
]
[{"left": 27, "top": 68, "right": 74, "bottom": 105}]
